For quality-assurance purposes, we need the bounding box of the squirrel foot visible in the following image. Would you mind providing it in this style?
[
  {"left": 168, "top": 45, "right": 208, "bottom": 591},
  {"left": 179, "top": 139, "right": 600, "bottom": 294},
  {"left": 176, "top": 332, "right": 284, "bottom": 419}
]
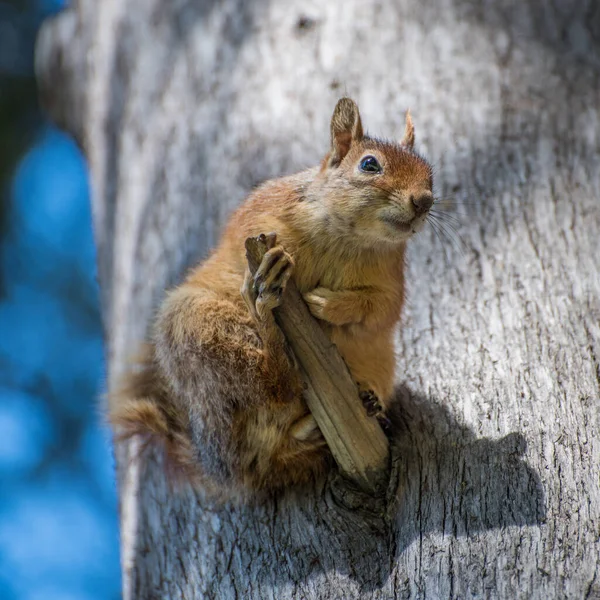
[
  {"left": 290, "top": 413, "right": 326, "bottom": 445},
  {"left": 359, "top": 389, "right": 392, "bottom": 435},
  {"left": 375, "top": 412, "right": 393, "bottom": 436},
  {"left": 359, "top": 389, "right": 383, "bottom": 417}
]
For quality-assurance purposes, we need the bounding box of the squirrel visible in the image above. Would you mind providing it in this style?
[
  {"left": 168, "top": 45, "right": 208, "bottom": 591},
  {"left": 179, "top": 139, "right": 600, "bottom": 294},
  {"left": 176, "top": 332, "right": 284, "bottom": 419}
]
[{"left": 110, "top": 98, "right": 434, "bottom": 496}]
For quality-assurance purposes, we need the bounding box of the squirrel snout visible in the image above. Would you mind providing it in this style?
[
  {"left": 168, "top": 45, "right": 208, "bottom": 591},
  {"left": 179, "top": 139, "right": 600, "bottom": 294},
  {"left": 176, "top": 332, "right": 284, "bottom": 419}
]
[{"left": 411, "top": 192, "right": 434, "bottom": 214}]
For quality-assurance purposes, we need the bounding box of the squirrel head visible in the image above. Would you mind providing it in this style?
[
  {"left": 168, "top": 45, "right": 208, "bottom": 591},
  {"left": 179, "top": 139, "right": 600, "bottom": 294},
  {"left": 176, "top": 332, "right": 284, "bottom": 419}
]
[{"left": 307, "top": 98, "right": 433, "bottom": 247}]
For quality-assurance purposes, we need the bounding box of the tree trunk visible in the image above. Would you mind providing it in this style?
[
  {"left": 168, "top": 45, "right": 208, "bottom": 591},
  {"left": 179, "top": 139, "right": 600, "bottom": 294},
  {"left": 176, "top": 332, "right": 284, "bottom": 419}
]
[{"left": 36, "top": 0, "right": 600, "bottom": 597}]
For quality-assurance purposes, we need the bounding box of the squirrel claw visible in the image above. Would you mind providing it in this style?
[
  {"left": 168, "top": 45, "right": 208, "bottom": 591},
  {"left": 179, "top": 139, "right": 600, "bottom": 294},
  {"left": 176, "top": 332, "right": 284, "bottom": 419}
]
[
  {"left": 359, "top": 389, "right": 382, "bottom": 417},
  {"left": 264, "top": 232, "right": 277, "bottom": 249},
  {"left": 359, "top": 389, "right": 392, "bottom": 435},
  {"left": 376, "top": 413, "right": 393, "bottom": 436},
  {"left": 256, "top": 232, "right": 278, "bottom": 250},
  {"left": 365, "top": 401, "right": 381, "bottom": 417},
  {"left": 252, "top": 245, "right": 294, "bottom": 319}
]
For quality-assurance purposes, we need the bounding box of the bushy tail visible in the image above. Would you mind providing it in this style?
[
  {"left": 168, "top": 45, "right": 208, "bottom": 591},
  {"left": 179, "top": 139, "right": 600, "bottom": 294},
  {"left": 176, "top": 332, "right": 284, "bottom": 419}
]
[{"left": 108, "top": 344, "right": 201, "bottom": 485}]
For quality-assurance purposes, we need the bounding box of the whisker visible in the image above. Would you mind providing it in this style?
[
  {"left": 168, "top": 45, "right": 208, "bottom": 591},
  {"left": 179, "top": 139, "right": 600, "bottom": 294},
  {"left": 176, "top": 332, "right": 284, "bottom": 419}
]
[
  {"left": 432, "top": 203, "right": 478, "bottom": 218},
  {"left": 435, "top": 194, "right": 480, "bottom": 204},
  {"left": 434, "top": 196, "right": 482, "bottom": 207},
  {"left": 428, "top": 214, "right": 468, "bottom": 255},
  {"left": 431, "top": 224, "right": 463, "bottom": 257},
  {"left": 435, "top": 201, "right": 480, "bottom": 210},
  {"left": 434, "top": 211, "right": 476, "bottom": 220},
  {"left": 429, "top": 210, "right": 464, "bottom": 226},
  {"left": 435, "top": 220, "right": 466, "bottom": 245},
  {"left": 429, "top": 213, "right": 464, "bottom": 240},
  {"left": 426, "top": 216, "right": 452, "bottom": 260},
  {"left": 427, "top": 216, "right": 444, "bottom": 246}
]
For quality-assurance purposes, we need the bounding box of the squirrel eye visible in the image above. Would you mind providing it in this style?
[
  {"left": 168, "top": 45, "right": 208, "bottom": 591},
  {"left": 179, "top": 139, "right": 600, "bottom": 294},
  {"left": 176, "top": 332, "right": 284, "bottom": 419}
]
[{"left": 359, "top": 155, "right": 382, "bottom": 174}]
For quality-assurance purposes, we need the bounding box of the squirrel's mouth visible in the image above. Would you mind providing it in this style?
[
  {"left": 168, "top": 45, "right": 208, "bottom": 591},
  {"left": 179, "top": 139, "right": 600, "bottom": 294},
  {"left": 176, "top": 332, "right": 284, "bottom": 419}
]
[{"left": 379, "top": 213, "right": 413, "bottom": 233}]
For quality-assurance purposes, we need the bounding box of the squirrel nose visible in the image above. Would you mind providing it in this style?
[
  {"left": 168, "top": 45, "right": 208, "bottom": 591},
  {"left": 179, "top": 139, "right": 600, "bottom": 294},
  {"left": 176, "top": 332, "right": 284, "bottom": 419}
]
[{"left": 411, "top": 192, "right": 434, "bottom": 214}]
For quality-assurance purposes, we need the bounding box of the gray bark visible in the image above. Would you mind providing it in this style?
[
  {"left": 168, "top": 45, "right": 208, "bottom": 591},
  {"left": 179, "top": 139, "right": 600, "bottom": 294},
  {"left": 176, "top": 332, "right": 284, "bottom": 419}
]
[{"left": 36, "top": 0, "right": 600, "bottom": 598}]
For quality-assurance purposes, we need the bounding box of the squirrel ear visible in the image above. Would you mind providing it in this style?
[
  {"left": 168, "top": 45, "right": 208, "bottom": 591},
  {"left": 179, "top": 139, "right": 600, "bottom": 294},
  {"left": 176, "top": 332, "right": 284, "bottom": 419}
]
[
  {"left": 401, "top": 110, "right": 415, "bottom": 149},
  {"left": 328, "top": 98, "right": 364, "bottom": 167}
]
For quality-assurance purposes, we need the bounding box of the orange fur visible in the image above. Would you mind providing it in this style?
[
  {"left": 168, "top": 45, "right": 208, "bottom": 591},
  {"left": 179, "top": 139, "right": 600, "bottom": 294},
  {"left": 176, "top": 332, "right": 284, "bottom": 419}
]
[{"left": 110, "top": 98, "right": 433, "bottom": 496}]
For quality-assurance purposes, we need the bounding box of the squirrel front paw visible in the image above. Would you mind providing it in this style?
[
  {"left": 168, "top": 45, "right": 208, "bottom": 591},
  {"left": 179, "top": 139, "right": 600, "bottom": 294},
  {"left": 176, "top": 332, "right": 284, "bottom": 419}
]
[
  {"left": 303, "top": 288, "right": 331, "bottom": 322},
  {"left": 242, "top": 234, "right": 294, "bottom": 321},
  {"left": 254, "top": 245, "right": 294, "bottom": 319},
  {"left": 303, "top": 287, "right": 355, "bottom": 326}
]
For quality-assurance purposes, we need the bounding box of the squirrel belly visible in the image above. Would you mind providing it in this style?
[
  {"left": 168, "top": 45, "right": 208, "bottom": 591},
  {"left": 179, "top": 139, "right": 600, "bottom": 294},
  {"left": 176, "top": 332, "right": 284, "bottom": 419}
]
[{"left": 109, "top": 97, "right": 434, "bottom": 496}]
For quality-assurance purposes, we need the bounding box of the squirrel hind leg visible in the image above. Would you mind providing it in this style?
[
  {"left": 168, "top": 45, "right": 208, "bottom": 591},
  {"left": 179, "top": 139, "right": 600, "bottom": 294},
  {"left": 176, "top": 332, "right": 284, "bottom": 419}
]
[
  {"left": 155, "top": 290, "right": 307, "bottom": 488},
  {"left": 237, "top": 405, "right": 330, "bottom": 492},
  {"left": 289, "top": 413, "right": 325, "bottom": 443}
]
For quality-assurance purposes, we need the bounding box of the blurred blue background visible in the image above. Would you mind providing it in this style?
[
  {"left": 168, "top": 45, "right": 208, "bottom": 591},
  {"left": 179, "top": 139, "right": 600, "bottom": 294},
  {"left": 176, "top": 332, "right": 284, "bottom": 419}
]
[{"left": 0, "top": 1, "right": 121, "bottom": 598}]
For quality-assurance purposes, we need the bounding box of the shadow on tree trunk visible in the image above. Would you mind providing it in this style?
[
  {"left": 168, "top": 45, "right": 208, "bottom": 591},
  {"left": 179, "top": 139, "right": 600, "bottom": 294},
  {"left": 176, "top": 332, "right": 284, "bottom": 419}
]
[
  {"left": 391, "top": 385, "right": 545, "bottom": 553},
  {"left": 139, "top": 384, "right": 545, "bottom": 595}
]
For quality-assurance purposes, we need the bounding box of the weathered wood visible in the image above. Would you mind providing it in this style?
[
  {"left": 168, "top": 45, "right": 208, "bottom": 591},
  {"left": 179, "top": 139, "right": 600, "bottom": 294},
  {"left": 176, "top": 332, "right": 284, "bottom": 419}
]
[
  {"left": 245, "top": 234, "right": 389, "bottom": 494},
  {"left": 36, "top": 0, "right": 600, "bottom": 598}
]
